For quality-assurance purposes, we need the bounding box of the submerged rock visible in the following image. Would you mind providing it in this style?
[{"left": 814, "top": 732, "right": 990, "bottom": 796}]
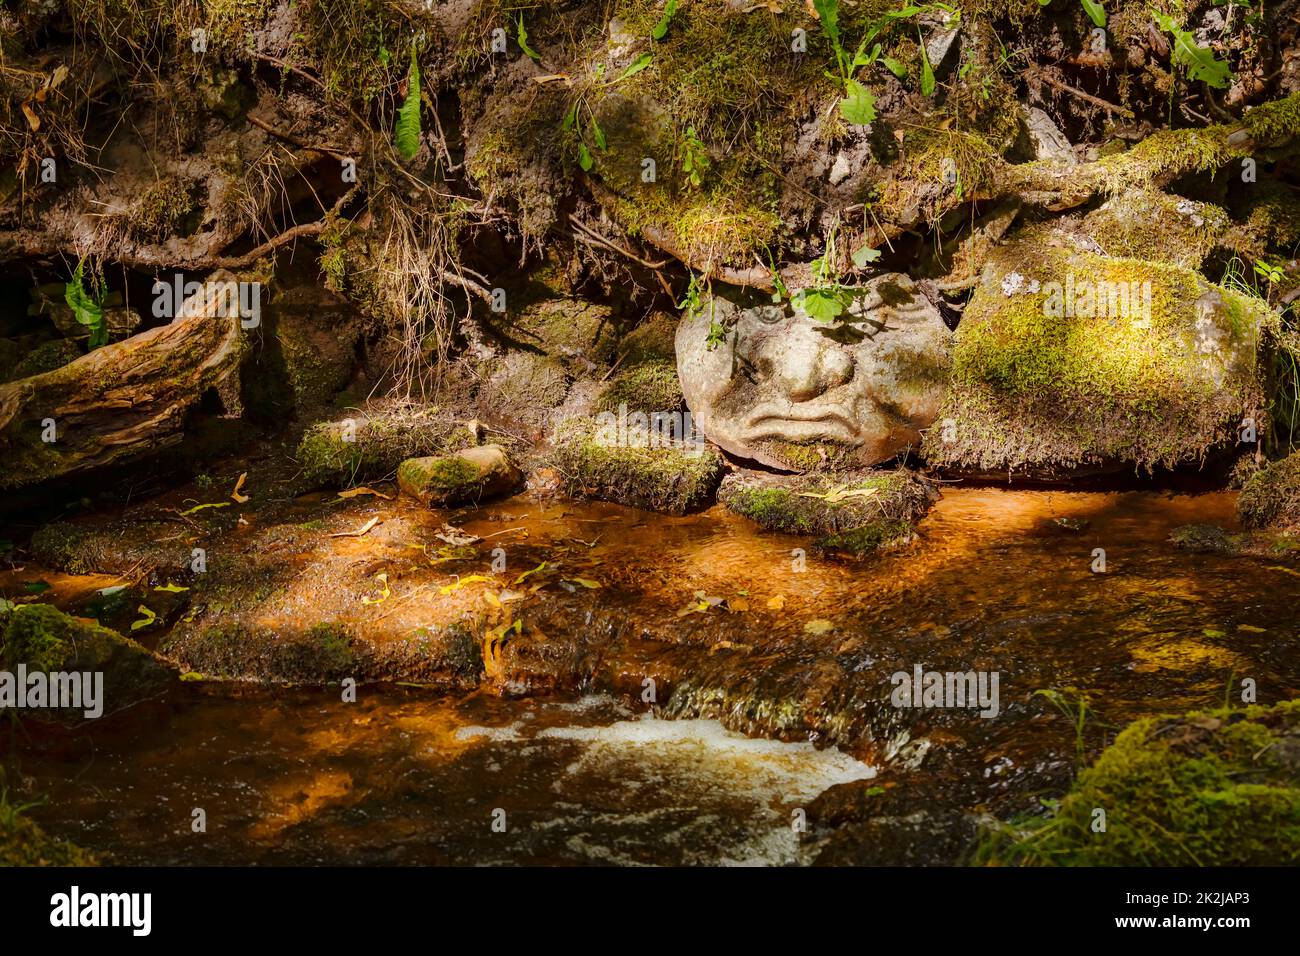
[
  {"left": 397, "top": 444, "right": 521, "bottom": 507},
  {"left": 676, "top": 275, "right": 951, "bottom": 472},
  {"left": 972, "top": 701, "right": 1300, "bottom": 865},
  {"left": 719, "top": 468, "right": 936, "bottom": 554},
  {"left": 0, "top": 603, "right": 173, "bottom": 723},
  {"left": 923, "top": 229, "right": 1274, "bottom": 477},
  {"left": 547, "top": 418, "right": 722, "bottom": 514}
]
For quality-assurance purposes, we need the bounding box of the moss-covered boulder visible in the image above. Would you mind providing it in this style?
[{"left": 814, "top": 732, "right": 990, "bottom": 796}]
[
  {"left": 548, "top": 417, "right": 722, "bottom": 514},
  {"left": 296, "top": 404, "right": 467, "bottom": 487},
  {"left": 11, "top": 339, "right": 82, "bottom": 379},
  {"left": 475, "top": 352, "right": 572, "bottom": 434},
  {"left": 1082, "top": 190, "right": 1228, "bottom": 270},
  {"left": 973, "top": 701, "right": 1300, "bottom": 866},
  {"left": 0, "top": 603, "right": 173, "bottom": 723},
  {"left": 30, "top": 518, "right": 187, "bottom": 575},
  {"left": 923, "top": 230, "right": 1274, "bottom": 476},
  {"left": 397, "top": 444, "right": 521, "bottom": 507},
  {"left": 595, "top": 314, "right": 683, "bottom": 414},
  {"left": 1238, "top": 452, "right": 1300, "bottom": 530},
  {"left": 719, "top": 468, "right": 935, "bottom": 554}
]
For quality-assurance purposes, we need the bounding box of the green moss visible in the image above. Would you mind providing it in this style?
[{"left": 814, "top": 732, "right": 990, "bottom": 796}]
[
  {"left": 0, "top": 796, "right": 98, "bottom": 866},
  {"left": 1084, "top": 190, "right": 1228, "bottom": 269},
  {"left": 130, "top": 176, "right": 200, "bottom": 242},
  {"left": 11, "top": 339, "right": 82, "bottom": 379},
  {"left": 595, "top": 359, "right": 682, "bottom": 414},
  {"left": 973, "top": 701, "right": 1300, "bottom": 866},
  {"left": 296, "top": 406, "right": 466, "bottom": 487},
  {"left": 1238, "top": 452, "right": 1300, "bottom": 530},
  {"left": 719, "top": 470, "right": 933, "bottom": 547},
  {"left": 1, "top": 603, "right": 70, "bottom": 671},
  {"left": 398, "top": 455, "right": 478, "bottom": 495},
  {"left": 924, "top": 235, "right": 1274, "bottom": 473},
  {"left": 308, "top": 622, "right": 356, "bottom": 680},
  {"left": 548, "top": 417, "right": 722, "bottom": 514}
]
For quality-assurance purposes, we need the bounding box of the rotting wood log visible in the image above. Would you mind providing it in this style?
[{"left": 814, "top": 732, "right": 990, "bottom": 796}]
[{"left": 0, "top": 270, "right": 247, "bottom": 488}]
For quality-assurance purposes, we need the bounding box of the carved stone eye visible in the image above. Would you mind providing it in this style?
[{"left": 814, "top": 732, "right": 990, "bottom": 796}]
[{"left": 750, "top": 305, "right": 786, "bottom": 326}]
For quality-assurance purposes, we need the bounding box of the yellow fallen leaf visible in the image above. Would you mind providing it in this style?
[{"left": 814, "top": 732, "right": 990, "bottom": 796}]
[
  {"left": 130, "top": 604, "right": 157, "bottom": 631},
  {"left": 154, "top": 583, "right": 189, "bottom": 593},
  {"left": 231, "top": 472, "right": 250, "bottom": 504},
  {"left": 338, "top": 486, "right": 393, "bottom": 500},
  {"left": 483, "top": 590, "right": 503, "bottom": 609},
  {"left": 566, "top": 578, "right": 602, "bottom": 589},
  {"left": 515, "top": 562, "right": 548, "bottom": 584},
  {"left": 766, "top": 594, "right": 786, "bottom": 610},
  {"left": 440, "top": 574, "right": 491, "bottom": 595},
  {"left": 361, "top": 572, "right": 390, "bottom": 605},
  {"left": 179, "top": 501, "right": 230, "bottom": 516},
  {"left": 331, "top": 516, "right": 381, "bottom": 538},
  {"left": 804, "top": 619, "right": 833, "bottom": 635}
]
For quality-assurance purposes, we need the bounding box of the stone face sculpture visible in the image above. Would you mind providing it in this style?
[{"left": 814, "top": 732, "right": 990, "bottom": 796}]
[{"left": 676, "top": 274, "right": 952, "bottom": 472}]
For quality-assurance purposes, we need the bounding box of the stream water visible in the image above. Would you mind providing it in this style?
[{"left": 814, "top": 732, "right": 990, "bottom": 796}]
[{"left": 5, "top": 486, "right": 1300, "bottom": 865}]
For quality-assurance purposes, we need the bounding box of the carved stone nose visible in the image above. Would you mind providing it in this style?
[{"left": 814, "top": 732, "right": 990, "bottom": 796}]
[{"left": 758, "top": 329, "right": 855, "bottom": 402}]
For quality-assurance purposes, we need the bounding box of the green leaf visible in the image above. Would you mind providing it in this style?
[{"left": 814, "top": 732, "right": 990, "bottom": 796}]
[
  {"left": 840, "top": 78, "right": 877, "bottom": 125},
  {"left": 394, "top": 46, "right": 422, "bottom": 161},
  {"left": 795, "top": 288, "right": 846, "bottom": 323},
  {"left": 652, "top": 0, "right": 679, "bottom": 41},
  {"left": 880, "top": 56, "right": 907, "bottom": 79},
  {"left": 1155, "top": 13, "right": 1231, "bottom": 89},
  {"left": 562, "top": 101, "right": 578, "bottom": 131},
  {"left": 813, "top": 0, "right": 841, "bottom": 51},
  {"left": 851, "top": 244, "right": 881, "bottom": 268},
  {"left": 1079, "top": 0, "right": 1105, "bottom": 28},
  {"left": 618, "top": 52, "right": 653, "bottom": 81},
  {"left": 65, "top": 258, "right": 106, "bottom": 349},
  {"left": 591, "top": 116, "right": 607, "bottom": 150},
  {"left": 577, "top": 142, "right": 594, "bottom": 171},
  {"left": 517, "top": 14, "right": 540, "bottom": 61},
  {"left": 919, "top": 38, "right": 935, "bottom": 96}
]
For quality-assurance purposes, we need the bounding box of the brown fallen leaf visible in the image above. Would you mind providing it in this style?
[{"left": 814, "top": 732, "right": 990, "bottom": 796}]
[
  {"left": 331, "top": 516, "right": 381, "bottom": 538},
  {"left": 338, "top": 486, "right": 393, "bottom": 501}
]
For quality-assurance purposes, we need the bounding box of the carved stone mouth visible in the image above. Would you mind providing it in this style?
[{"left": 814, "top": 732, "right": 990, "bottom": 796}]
[{"left": 743, "top": 404, "right": 860, "bottom": 443}]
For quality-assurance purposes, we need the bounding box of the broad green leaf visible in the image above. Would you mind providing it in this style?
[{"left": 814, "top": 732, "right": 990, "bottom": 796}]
[
  {"left": 813, "top": 0, "right": 841, "bottom": 51},
  {"left": 394, "top": 46, "right": 422, "bottom": 161},
  {"left": 578, "top": 143, "right": 593, "bottom": 171},
  {"left": 795, "top": 288, "right": 846, "bottom": 323},
  {"left": 591, "top": 116, "right": 607, "bottom": 149},
  {"left": 1155, "top": 13, "right": 1231, "bottom": 89},
  {"left": 65, "top": 258, "right": 106, "bottom": 349},
  {"left": 619, "top": 52, "right": 653, "bottom": 82},
  {"left": 1080, "top": 0, "right": 1105, "bottom": 28},
  {"left": 652, "top": 0, "right": 679, "bottom": 41},
  {"left": 919, "top": 39, "right": 935, "bottom": 96},
  {"left": 851, "top": 244, "right": 881, "bottom": 268},
  {"left": 562, "top": 101, "right": 578, "bottom": 131},
  {"left": 880, "top": 56, "right": 907, "bottom": 79},
  {"left": 840, "top": 78, "right": 877, "bottom": 125}
]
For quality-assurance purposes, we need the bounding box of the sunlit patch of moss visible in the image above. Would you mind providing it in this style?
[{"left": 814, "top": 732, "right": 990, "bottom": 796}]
[
  {"left": 924, "top": 236, "right": 1275, "bottom": 473},
  {"left": 880, "top": 128, "right": 1000, "bottom": 225},
  {"left": 296, "top": 405, "right": 467, "bottom": 487},
  {"left": 972, "top": 701, "right": 1300, "bottom": 866},
  {"left": 548, "top": 417, "right": 722, "bottom": 514},
  {"left": 719, "top": 470, "right": 934, "bottom": 552},
  {"left": 595, "top": 359, "right": 682, "bottom": 414},
  {"left": 1084, "top": 190, "right": 1228, "bottom": 269}
]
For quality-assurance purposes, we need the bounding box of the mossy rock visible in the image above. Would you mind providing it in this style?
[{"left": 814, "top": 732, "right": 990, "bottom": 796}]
[
  {"left": 719, "top": 468, "right": 935, "bottom": 554},
  {"left": 548, "top": 417, "right": 722, "bottom": 515},
  {"left": 1168, "top": 522, "right": 1300, "bottom": 557},
  {"left": 0, "top": 337, "right": 20, "bottom": 382},
  {"left": 30, "top": 519, "right": 187, "bottom": 575},
  {"left": 595, "top": 358, "right": 683, "bottom": 414},
  {"left": 485, "top": 296, "right": 619, "bottom": 375},
  {"left": 0, "top": 603, "right": 173, "bottom": 723},
  {"left": 0, "top": 806, "right": 97, "bottom": 866},
  {"left": 477, "top": 352, "right": 571, "bottom": 432},
  {"left": 11, "top": 339, "right": 82, "bottom": 380},
  {"left": 972, "top": 701, "right": 1300, "bottom": 865},
  {"left": 1083, "top": 190, "right": 1228, "bottom": 269},
  {"left": 397, "top": 444, "right": 522, "bottom": 507},
  {"left": 1238, "top": 452, "right": 1300, "bottom": 530},
  {"left": 923, "top": 230, "right": 1274, "bottom": 476},
  {"left": 295, "top": 405, "right": 467, "bottom": 487}
]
